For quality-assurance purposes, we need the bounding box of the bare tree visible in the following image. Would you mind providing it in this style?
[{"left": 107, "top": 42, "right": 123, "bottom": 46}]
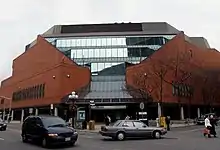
[
  {"left": 199, "top": 69, "right": 220, "bottom": 113},
  {"left": 125, "top": 72, "right": 155, "bottom": 103}
]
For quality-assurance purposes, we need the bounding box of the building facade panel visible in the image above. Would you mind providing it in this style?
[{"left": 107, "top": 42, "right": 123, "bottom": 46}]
[
  {"left": 126, "top": 32, "right": 203, "bottom": 104},
  {"left": 0, "top": 36, "right": 91, "bottom": 109}
]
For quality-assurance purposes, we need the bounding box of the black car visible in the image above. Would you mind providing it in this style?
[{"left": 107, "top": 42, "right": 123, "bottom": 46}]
[
  {"left": 21, "top": 115, "right": 78, "bottom": 147},
  {"left": 0, "top": 118, "right": 7, "bottom": 131}
]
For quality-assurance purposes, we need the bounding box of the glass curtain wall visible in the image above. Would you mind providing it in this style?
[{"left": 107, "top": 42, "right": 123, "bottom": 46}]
[{"left": 46, "top": 35, "right": 175, "bottom": 75}]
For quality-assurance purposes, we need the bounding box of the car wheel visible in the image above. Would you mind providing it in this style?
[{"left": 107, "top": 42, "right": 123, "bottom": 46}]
[
  {"left": 117, "top": 132, "right": 125, "bottom": 141},
  {"left": 22, "top": 134, "right": 28, "bottom": 143},
  {"left": 153, "top": 131, "right": 161, "bottom": 139},
  {"left": 42, "top": 138, "right": 48, "bottom": 148}
]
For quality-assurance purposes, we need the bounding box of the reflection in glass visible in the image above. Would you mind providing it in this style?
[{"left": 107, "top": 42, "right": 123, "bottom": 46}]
[{"left": 47, "top": 35, "right": 176, "bottom": 76}]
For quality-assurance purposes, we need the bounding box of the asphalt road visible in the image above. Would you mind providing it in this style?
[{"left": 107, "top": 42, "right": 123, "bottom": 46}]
[{"left": 1, "top": 125, "right": 220, "bottom": 150}]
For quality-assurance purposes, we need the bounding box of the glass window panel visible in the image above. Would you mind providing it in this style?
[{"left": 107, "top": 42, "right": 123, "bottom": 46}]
[
  {"left": 121, "top": 38, "right": 126, "bottom": 45},
  {"left": 64, "top": 40, "right": 70, "bottom": 47},
  {"left": 89, "top": 49, "right": 94, "bottom": 58},
  {"left": 106, "top": 49, "right": 112, "bottom": 57},
  {"left": 87, "top": 39, "right": 92, "bottom": 46},
  {"left": 97, "top": 39, "right": 101, "bottom": 46},
  {"left": 117, "top": 48, "right": 124, "bottom": 57},
  {"left": 56, "top": 40, "right": 62, "bottom": 47},
  {"left": 97, "top": 63, "right": 105, "bottom": 72},
  {"left": 106, "top": 38, "right": 112, "bottom": 46},
  {"left": 111, "top": 48, "right": 118, "bottom": 57},
  {"left": 76, "top": 50, "right": 83, "bottom": 58},
  {"left": 123, "top": 48, "right": 128, "bottom": 57},
  {"left": 71, "top": 50, "right": 77, "bottom": 59},
  {"left": 105, "top": 63, "right": 112, "bottom": 68},
  {"left": 91, "top": 63, "right": 98, "bottom": 72},
  {"left": 99, "top": 49, "right": 105, "bottom": 57},
  {"left": 112, "top": 62, "right": 120, "bottom": 66},
  {"left": 112, "top": 38, "right": 117, "bottom": 45},
  {"left": 72, "top": 39, "right": 76, "bottom": 47},
  {"left": 117, "top": 38, "right": 124, "bottom": 45},
  {"left": 81, "top": 39, "right": 87, "bottom": 46},
  {"left": 91, "top": 39, "right": 96, "bottom": 46},
  {"left": 83, "top": 49, "right": 89, "bottom": 58},
  {"left": 101, "top": 38, "right": 107, "bottom": 46},
  {"left": 94, "top": 49, "right": 100, "bottom": 58},
  {"left": 76, "top": 39, "right": 81, "bottom": 46}
]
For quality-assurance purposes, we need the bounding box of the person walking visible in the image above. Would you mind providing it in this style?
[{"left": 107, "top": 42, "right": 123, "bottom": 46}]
[
  {"left": 125, "top": 115, "right": 130, "bottom": 120},
  {"left": 105, "top": 115, "right": 111, "bottom": 126},
  {"left": 209, "top": 115, "right": 217, "bottom": 137},
  {"left": 165, "top": 116, "right": 171, "bottom": 131},
  {"left": 204, "top": 115, "right": 212, "bottom": 138}
]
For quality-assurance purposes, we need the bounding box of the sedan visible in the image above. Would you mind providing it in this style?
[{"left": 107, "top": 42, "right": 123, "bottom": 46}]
[
  {"left": 0, "top": 119, "right": 7, "bottom": 131},
  {"left": 99, "top": 120, "right": 167, "bottom": 141}
]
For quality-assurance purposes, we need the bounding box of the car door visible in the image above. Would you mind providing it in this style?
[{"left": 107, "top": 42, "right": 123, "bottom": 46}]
[
  {"left": 34, "top": 117, "right": 45, "bottom": 139},
  {"left": 28, "top": 117, "right": 38, "bottom": 139},
  {"left": 121, "top": 121, "right": 136, "bottom": 137},
  {"left": 133, "top": 121, "right": 151, "bottom": 137},
  {"left": 24, "top": 118, "right": 32, "bottom": 138}
]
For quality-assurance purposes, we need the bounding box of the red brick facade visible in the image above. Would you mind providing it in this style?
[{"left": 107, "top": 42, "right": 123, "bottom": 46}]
[
  {"left": 126, "top": 32, "right": 220, "bottom": 106},
  {"left": 0, "top": 36, "right": 91, "bottom": 109}
]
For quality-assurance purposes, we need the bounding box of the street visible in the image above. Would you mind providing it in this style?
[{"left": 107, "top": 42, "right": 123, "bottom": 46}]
[{"left": 1, "top": 125, "right": 220, "bottom": 150}]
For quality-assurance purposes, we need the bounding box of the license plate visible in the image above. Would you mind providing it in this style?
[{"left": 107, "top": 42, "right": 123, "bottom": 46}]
[{"left": 65, "top": 137, "right": 71, "bottom": 141}]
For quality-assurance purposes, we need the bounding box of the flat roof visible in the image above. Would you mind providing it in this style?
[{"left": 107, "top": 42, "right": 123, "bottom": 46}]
[{"left": 42, "top": 22, "right": 180, "bottom": 38}]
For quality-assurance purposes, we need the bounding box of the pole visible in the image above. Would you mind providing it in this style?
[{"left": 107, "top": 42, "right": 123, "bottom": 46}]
[
  {"left": 89, "top": 105, "right": 91, "bottom": 121},
  {"left": 7, "top": 98, "right": 12, "bottom": 123},
  {"left": 3, "top": 101, "right": 5, "bottom": 121},
  {"left": 160, "top": 74, "right": 163, "bottom": 117},
  {"left": 142, "top": 109, "right": 143, "bottom": 119}
]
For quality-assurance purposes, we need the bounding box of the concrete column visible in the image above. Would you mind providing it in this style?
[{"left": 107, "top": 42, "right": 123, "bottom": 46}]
[
  {"left": 180, "top": 106, "right": 184, "bottom": 120},
  {"left": 54, "top": 107, "right": 58, "bottom": 116},
  {"left": 11, "top": 110, "right": 14, "bottom": 121},
  {"left": 197, "top": 108, "right": 201, "bottom": 118},
  {"left": 3, "top": 110, "right": 5, "bottom": 121},
  {"left": 35, "top": 108, "right": 38, "bottom": 116},
  {"left": 21, "top": 109, "right": 24, "bottom": 123},
  {"left": 157, "top": 103, "right": 161, "bottom": 118}
]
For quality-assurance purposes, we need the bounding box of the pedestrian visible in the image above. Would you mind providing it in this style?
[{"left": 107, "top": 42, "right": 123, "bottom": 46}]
[
  {"left": 105, "top": 115, "right": 111, "bottom": 126},
  {"left": 204, "top": 115, "right": 212, "bottom": 138},
  {"left": 125, "top": 115, "right": 130, "bottom": 120},
  {"left": 209, "top": 115, "right": 217, "bottom": 137},
  {"left": 165, "top": 116, "right": 171, "bottom": 131}
]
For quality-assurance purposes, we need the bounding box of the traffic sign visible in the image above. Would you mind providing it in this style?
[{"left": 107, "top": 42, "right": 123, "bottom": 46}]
[{"left": 140, "top": 102, "right": 144, "bottom": 110}]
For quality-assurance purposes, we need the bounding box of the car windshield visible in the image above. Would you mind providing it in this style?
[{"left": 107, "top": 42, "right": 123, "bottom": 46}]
[
  {"left": 112, "top": 120, "right": 122, "bottom": 127},
  {"left": 41, "top": 117, "right": 66, "bottom": 128}
]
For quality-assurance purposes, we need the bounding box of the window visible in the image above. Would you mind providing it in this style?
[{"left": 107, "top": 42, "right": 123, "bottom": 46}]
[
  {"left": 42, "top": 84, "right": 45, "bottom": 97},
  {"left": 41, "top": 117, "right": 66, "bottom": 128},
  {"left": 133, "top": 121, "right": 146, "bottom": 128},
  {"left": 12, "top": 83, "right": 45, "bottom": 101},
  {"left": 122, "top": 121, "right": 134, "bottom": 127}
]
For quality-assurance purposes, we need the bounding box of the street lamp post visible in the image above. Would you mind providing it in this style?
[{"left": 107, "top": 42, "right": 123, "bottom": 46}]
[
  {"left": 89, "top": 100, "right": 95, "bottom": 121},
  {"left": 68, "top": 91, "right": 78, "bottom": 128}
]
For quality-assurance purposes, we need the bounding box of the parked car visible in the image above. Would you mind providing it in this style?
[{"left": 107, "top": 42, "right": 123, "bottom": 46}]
[
  {"left": 99, "top": 120, "right": 167, "bottom": 141},
  {"left": 21, "top": 115, "right": 78, "bottom": 148},
  {"left": 0, "top": 118, "right": 7, "bottom": 131}
]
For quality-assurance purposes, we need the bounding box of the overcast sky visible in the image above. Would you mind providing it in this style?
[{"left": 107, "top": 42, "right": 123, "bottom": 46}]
[{"left": 0, "top": 0, "right": 219, "bottom": 81}]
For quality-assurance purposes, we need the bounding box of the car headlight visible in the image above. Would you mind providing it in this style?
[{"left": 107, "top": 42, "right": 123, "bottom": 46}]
[{"left": 48, "top": 133, "right": 58, "bottom": 137}]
